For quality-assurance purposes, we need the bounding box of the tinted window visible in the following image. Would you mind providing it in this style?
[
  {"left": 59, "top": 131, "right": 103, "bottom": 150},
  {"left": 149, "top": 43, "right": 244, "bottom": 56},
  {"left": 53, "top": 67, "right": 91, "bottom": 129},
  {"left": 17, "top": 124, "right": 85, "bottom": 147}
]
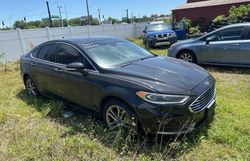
[
  {"left": 31, "top": 47, "right": 40, "bottom": 57},
  {"left": 37, "top": 44, "right": 56, "bottom": 62},
  {"left": 56, "top": 44, "right": 83, "bottom": 65},
  {"left": 247, "top": 28, "right": 250, "bottom": 39},
  {"left": 219, "top": 27, "right": 242, "bottom": 41}
]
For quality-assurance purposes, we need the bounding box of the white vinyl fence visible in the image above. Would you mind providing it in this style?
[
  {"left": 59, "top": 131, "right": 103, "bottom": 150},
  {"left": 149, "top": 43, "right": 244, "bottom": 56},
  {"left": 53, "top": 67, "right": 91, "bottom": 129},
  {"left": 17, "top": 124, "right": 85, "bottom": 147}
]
[{"left": 0, "top": 23, "right": 146, "bottom": 61}]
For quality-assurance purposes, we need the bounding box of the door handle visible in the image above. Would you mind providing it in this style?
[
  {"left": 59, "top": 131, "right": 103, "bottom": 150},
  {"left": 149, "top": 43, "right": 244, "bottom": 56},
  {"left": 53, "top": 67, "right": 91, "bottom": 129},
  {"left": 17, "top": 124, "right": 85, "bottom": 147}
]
[
  {"left": 30, "top": 62, "right": 37, "bottom": 66},
  {"left": 233, "top": 43, "right": 240, "bottom": 46},
  {"left": 54, "top": 68, "right": 62, "bottom": 72}
]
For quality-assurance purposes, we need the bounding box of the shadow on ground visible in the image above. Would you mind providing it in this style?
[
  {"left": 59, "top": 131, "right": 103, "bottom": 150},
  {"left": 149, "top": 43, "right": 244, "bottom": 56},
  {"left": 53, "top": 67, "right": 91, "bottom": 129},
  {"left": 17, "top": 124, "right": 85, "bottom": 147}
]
[{"left": 201, "top": 65, "right": 250, "bottom": 75}]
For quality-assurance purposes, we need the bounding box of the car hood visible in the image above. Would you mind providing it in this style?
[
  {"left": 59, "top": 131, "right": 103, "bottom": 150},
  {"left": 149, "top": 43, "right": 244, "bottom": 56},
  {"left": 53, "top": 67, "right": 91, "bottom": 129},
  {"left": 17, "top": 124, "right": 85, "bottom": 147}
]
[
  {"left": 107, "top": 56, "right": 210, "bottom": 94},
  {"left": 175, "top": 38, "right": 197, "bottom": 45},
  {"left": 147, "top": 29, "right": 175, "bottom": 36}
]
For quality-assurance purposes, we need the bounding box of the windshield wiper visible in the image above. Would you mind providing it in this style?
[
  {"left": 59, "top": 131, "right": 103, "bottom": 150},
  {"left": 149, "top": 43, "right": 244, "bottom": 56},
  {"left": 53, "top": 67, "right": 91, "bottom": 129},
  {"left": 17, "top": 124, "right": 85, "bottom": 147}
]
[
  {"left": 120, "top": 55, "right": 157, "bottom": 67},
  {"left": 140, "top": 55, "right": 157, "bottom": 61}
]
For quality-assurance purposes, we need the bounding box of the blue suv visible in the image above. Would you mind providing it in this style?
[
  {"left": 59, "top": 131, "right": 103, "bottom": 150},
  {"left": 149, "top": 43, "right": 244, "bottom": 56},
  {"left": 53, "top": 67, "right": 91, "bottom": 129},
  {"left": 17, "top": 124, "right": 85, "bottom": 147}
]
[{"left": 143, "top": 23, "right": 177, "bottom": 48}]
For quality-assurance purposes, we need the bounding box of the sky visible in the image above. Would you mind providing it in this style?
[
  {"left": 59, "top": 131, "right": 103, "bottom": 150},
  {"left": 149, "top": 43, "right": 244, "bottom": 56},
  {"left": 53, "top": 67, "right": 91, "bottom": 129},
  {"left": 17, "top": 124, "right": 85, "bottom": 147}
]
[{"left": 0, "top": 0, "right": 186, "bottom": 27}]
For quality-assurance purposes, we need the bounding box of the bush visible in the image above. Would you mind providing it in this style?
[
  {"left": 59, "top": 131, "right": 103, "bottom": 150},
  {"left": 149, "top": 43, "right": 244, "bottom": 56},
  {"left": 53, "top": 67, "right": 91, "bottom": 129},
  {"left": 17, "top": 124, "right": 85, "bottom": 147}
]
[
  {"left": 208, "top": 4, "right": 250, "bottom": 31},
  {"left": 180, "top": 17, "right": 192, "bottom": 30},
  {"left": 208, "top": 15, "right": 228, "bottom": 31},
  {"left": 228, "top": 4, "right": 250, "bottom": 23}
]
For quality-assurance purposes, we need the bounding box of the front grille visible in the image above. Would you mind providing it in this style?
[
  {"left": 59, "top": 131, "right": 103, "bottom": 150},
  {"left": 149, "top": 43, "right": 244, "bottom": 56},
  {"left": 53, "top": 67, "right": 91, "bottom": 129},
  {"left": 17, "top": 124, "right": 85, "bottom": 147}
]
[
  {"left": 157, "top": 34, "right": 169, "bottom": 38},
  {"left": 189, "top": 85, "right": 216, "bottom": 113}
]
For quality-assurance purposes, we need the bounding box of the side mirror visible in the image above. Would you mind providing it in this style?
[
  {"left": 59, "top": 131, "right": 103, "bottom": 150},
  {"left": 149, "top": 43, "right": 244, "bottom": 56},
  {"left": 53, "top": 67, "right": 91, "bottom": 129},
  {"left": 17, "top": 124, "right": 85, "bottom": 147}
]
[
  {"left": 66, "top": 62, "right": 85, "bottom": 71},
  {"left": 142, "top": 30, "right": 146, "bottom": 33},
  {"left": 206, "top": 36, "right": 218, "bottom": 45}
]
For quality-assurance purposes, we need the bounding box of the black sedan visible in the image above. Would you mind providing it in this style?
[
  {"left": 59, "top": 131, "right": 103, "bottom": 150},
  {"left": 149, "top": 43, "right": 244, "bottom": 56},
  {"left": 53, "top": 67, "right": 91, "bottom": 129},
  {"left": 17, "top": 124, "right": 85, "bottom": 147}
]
[{"left": 20, "top": 36, "right": 216, "bottom": 135}]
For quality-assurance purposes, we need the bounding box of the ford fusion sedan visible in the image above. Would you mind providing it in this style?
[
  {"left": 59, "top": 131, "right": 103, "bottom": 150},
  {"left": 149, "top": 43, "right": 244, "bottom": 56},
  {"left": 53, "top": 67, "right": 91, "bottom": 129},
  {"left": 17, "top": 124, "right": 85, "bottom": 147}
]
[
  {"left": 168, "top": 23, "right": 250, "bottom": 67},
  {"left": 20, "top": 36, "right": 216, "bottom": 135}
]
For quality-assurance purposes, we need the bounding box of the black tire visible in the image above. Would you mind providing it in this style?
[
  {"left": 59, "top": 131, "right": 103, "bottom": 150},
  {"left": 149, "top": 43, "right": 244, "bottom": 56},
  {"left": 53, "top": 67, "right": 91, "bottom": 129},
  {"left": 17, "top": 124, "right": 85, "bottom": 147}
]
[
  {"left": 24, "top": 76, "right": 39, "bottom": 97},
  {"left": 103, "top": 99, "right": 139, "bottom": 133},
  {"left": 177, "top": 50, "right": 197, "bottom": 63},
  {"left": 145, "top": 39, "right": 151, "bottom": 49}
]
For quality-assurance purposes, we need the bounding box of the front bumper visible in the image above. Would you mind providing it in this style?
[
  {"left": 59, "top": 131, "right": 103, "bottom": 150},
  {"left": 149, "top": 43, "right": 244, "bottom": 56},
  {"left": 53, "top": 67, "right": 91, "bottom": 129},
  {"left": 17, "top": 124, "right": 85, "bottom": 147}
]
[
  {"left": 133, "top": 77, "right": 216, "bottom": 135},
  {"left": 148, "top": 36, "right": 177, "bottom": 47}
]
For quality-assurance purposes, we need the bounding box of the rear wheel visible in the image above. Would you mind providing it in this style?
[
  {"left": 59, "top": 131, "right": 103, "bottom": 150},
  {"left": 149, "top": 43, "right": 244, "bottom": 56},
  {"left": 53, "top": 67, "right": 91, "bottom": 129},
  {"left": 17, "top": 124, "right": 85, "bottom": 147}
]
[
  {"left": 177, "top": 51, "right": 197, "bottom": 63},
  {"left": 25, "top": 76, "right": 39, "bottom": 96},
  {"left": 103, "top": 99, "right": 137, "bottom": 133}
]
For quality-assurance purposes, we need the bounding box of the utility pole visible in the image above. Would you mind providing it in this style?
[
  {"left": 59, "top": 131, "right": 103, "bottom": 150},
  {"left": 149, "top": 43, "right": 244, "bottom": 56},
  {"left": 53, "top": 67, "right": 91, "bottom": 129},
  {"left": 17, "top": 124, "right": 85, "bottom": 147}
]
[
  {"left": 57, "top": 5, "right": 63, "bottom": 27},
  {"left": 46, "top": 1, "right": 53, "bottom": 27},
  {"left": 98, "top": 8, "right": 101, "bottom": 25},
  {"left": 126, "top": 9, "right": 129, "bottom": 23},
  {"left": 64, "top": 5, "right": 69, "bottom": 26},
  {"left": 85, "top": 0, "right": 90, "bottom": 25}
]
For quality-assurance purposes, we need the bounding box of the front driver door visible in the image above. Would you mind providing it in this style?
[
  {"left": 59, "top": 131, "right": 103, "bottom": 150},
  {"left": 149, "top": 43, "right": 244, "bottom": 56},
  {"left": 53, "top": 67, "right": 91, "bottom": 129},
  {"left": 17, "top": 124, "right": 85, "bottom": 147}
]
[
  {"left": 201, "top": 26, "right": 243, "bottom": 64},
  {"left": 53, "top": 42, "right": 97, "bottom": 110}
]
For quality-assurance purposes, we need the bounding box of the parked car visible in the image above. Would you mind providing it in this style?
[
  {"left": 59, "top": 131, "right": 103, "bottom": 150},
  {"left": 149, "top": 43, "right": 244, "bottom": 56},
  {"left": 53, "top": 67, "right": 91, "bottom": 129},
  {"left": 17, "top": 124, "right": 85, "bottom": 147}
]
[
  {"left": 20, "top": 36, "right": 216, "bottom": 135},
  {"left": 143, "top": 22, "right": 177, "bottom": 48},
  {"left": 168, "top": 23, "right": 250, "bottom": 67},
  {"left": 172, "top": 21, "right": 189, "bottom": 40}
]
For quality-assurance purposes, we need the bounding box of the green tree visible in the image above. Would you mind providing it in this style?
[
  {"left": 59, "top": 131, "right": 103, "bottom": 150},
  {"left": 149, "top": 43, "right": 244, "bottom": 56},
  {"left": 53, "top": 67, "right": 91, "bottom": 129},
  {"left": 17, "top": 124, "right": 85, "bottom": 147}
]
[{"left": 13, "top": 20, "right": 27, "bottom": 29}]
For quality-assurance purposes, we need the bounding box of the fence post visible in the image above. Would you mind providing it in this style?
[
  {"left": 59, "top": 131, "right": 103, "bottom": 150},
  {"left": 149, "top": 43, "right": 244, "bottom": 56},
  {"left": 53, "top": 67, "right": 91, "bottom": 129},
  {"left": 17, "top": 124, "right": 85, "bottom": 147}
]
[
  {"left": 87, "top": 25, "right": 90, "bottom": 35},
  {"left": 133, "top": 23, "right": 137, "bottom": 38},
  {"left": 68, "top": 25, "right": 73, "bottom": 37},
  {"left": 114, "top": 24, "right": 117, "bottom": 36},
  {"left": 17, "top": 28, "right": 27, "bottom": 54},
  {"left": 102, "top": 24, "right": 105, "bottom": 35},
  {"left": 46, "top": 27, "right": 52, "bottom": 40}
]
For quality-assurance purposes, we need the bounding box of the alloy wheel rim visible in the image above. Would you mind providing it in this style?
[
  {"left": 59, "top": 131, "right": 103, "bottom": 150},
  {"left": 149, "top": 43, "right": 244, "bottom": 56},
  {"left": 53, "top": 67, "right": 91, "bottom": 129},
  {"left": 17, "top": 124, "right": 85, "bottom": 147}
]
[
  {"left": 26, "top": 78, "right": 38, "bottom": 96},
  {"left": 180, "top": 53, "right": 193, "bottom": 62},
  {"left": 106, "top": 105, "right": 136, "bottom": 131}
]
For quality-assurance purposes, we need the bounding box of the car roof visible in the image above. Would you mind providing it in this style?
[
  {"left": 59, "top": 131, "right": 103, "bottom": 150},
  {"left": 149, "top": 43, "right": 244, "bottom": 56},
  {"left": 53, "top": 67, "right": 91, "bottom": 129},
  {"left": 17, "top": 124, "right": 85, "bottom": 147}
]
[
  {"left": 222, "top": 23, "right": 250, "bottom": 29},
  {"left": 43, "top": 36, "right": 127, "bottom": 48}
]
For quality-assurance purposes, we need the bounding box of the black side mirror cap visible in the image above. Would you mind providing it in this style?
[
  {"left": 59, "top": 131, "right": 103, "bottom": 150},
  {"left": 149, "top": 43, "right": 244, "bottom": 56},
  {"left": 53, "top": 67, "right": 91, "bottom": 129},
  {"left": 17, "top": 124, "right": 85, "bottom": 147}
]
[{"left": 66, "top": 62, "right": 85, "bottom": 71}]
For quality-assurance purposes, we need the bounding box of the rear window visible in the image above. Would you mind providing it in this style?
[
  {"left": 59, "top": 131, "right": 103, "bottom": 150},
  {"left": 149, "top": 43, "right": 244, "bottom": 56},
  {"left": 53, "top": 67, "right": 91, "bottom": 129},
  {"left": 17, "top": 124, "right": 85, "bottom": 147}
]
[
  {"left": 219, "top": 27, "right": 243, "bottom": 41},
  {"left": 31, "top": 47, "right": 40, "bottom": 57},
  {"left": 37, "top": 44, "right": 56, "bottom": 62}
]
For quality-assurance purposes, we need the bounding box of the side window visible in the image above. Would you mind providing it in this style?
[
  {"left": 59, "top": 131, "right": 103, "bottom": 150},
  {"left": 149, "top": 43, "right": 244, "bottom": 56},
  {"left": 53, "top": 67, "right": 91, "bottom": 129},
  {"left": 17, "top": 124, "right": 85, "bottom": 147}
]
[
  {"left": 219, "top": 27, "right": 243, "bottom": 41},
  {"left": 31, "top": 47, "right": 40, "bottom": 57},
  {"left": 56, "top": 44, "right": 83, "bottom": 65},
  {"left": 247, "top": 28, "right": 250, "bottom": 40},
  {"left": 37, "top": 44, "right": 56, "bottom": 62},
  {"left": 56, "top": 44, "right": 95, "bottom": 70}
]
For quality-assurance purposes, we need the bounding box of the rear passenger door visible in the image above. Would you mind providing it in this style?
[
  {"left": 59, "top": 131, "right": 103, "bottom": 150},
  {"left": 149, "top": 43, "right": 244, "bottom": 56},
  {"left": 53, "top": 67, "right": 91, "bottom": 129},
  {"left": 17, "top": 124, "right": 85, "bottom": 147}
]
[
  {"left": 53, "top": 43, "right": 96, "bottom": 110},
  {"left": 30, "top": 43, "right": 58, "bottom": 93},
  {"left": 238, "top": 27, "right": 250, "bottom": 66}
]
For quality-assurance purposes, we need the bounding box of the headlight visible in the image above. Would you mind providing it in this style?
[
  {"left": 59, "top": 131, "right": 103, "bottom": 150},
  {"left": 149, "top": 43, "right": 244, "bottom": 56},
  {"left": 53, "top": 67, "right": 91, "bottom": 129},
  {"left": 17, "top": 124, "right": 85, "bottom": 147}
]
[
  {"left": 147, "top": 35, "right": 156, "bottom": 39},
  {"left": 136, "top": 91, "right": 189, "bottom": 105}
]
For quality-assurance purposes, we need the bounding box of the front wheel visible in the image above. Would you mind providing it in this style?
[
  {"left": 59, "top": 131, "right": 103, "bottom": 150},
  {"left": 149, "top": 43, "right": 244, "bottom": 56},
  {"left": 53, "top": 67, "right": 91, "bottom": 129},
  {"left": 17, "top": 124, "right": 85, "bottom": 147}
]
[
  {"left": 103, "top": 99, "right": 137, "bottom": 133},
  {"left": 177, "top": 51, "right": 197, "bottom": 63}
]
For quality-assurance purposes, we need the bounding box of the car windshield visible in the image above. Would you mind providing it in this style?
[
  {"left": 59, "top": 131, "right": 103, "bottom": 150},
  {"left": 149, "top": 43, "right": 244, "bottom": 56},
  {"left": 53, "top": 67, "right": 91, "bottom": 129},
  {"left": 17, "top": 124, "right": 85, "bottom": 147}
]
[
  {"left": 82, "top": 40, "right": 154, "bottom": 68},
  {"left": 147, "top": 23, "right": 171, "bottom": 31}
]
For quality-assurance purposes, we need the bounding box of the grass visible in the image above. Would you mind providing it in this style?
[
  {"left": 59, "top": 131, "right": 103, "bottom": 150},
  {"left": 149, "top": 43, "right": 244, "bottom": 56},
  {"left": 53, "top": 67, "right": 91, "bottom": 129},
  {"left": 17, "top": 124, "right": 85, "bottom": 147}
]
[{"left": 0, "top": 40, "right": 250, "bottom": 160}]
